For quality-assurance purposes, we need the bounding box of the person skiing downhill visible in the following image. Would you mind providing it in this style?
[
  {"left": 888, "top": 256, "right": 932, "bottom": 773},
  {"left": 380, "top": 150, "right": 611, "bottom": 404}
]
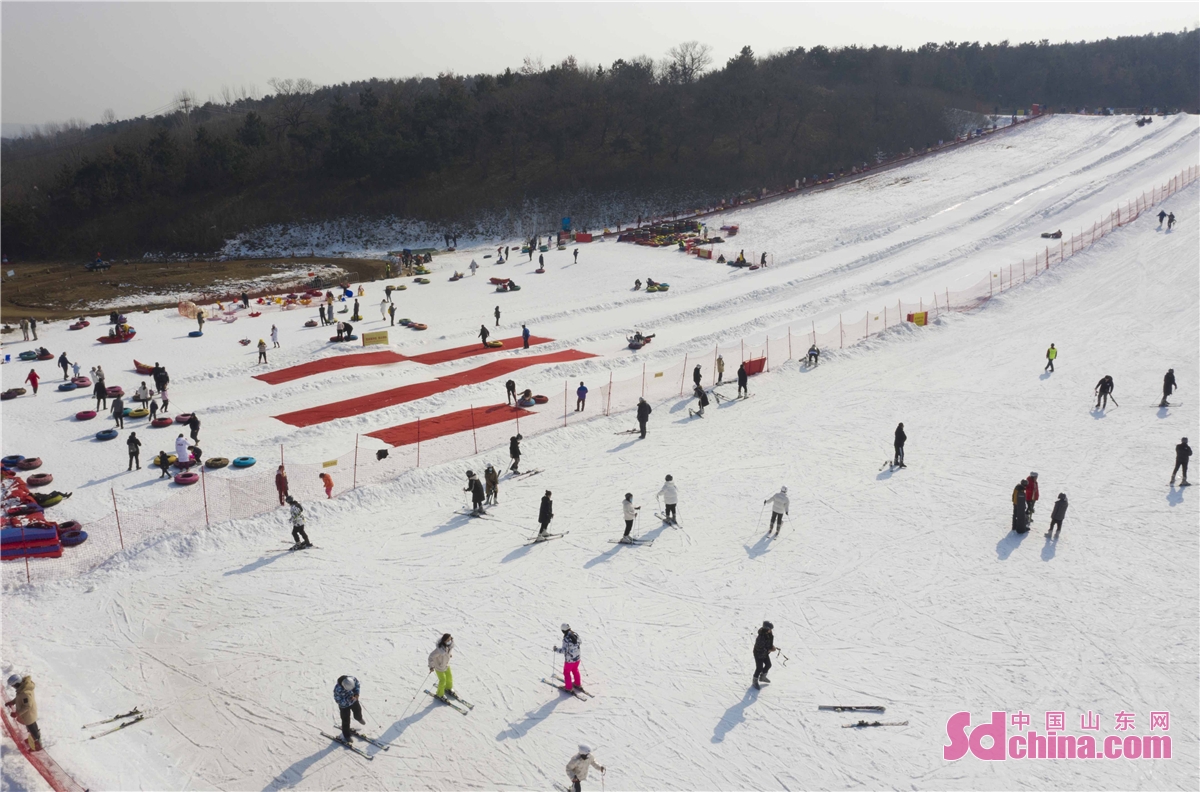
[
  {"left": 484, "top": 464, "right": 500, "bottom": 505},
  {"left": 1167, "top": 212, "right": 1176, "bottom": 229},
  {"left": 1025, "top": 472, "right": 1040, "bottom": 518},
  {"left": 807, "top": 345, "right": 820, "bottom": 367},
  {"left": 554, "top": 623, "right": 583, "bottom": 691},
  {"left": 692, "top": 383, "right": 709, "bottom": 417},
  {"left": 620, "top": 493, "right": 640, "bottom": 543},
  {"left": 657, "top": 474, "right": 679, "bottom": 524},
  {"left": 893, "top": 423, "right": 907, "bottom": 468},
  {"left": 537, "top": 490, "right": 554, "bottom": 537},
  {"left": 1172, "top": 437, "right": 1191, "bottom": 486},
  {"left": 566, "top": 746, "right": 605, "bottom": 792},
  {"left": 1161, "top": 368, "right": 1177, "bottom": 407},
  {"left": 752, "top": 621, "right": 779, "bottom": 689},
  {"left": 464, "top": 471, "right": 486, "bottom": 516},
  {"left": 509, "top": 434, "right": 523, "bottom": 473},
  {"left": 1094, "top": 375, "right": 1115, "bottom": 409},
  {"left": 763, "top": 487, "right": 789, "bottom": 536},
  {"left": 333, "top": 675, "right": 365, "bottom": 744},
  {"left": 1045, "top": 343, "right": 1057, "bottom": 372},
  {"left": 1047, "top": 493, "right": 1069, "bottom": 537},
  {"left": 428, "top": 633, "right": 456, "bottom": 701},
  {"left": 1011, "top": 481, "right": 1029, "bottom": 533},
  {"left": 1158, "top": 209, "right": 1167, "bottom": 227},
  {"left": 287, "top": 495, "right": 311, "bottom": 549}
]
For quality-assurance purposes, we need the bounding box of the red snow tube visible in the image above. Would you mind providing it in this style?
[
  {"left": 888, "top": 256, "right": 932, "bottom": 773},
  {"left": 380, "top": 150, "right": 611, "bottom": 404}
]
[
  {"left": 106, "top": 386, "right": 124, "bottom": 398},
  {"left": 57, "top": 520, "right": 81, "bottom": 535},
  {"left": 175, "top": 413, "right": 193, "bottom": 424},
  {"left": 174, "top": 458, "right": 196, "bottom": 469},
  {"left": 489, "top": 277, "right": 510, "bottom": 285},
  {"left": 26, "top": 473, "right": 53, "bottom": 487},
  {"left": 173, "top": 472, "right": 199, "bottom": 485},
  {"left": 150, "top": 417, "right": 173, "bottom": 428},
  {"left": 16, "top": 458, "right": 42, "bottom": 471},
  {"left": 532, "top": 394, "right": 549, "bottom": 404},
  {"left": 72, "top": 376, "right": 92, "bottom": 388},
  {"left": 76, "top": 410, "right": 97, "bottom": 421}
]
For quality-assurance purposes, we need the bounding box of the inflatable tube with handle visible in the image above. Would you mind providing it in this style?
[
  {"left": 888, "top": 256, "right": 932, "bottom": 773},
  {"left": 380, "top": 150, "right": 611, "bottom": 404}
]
[
  {"left": 174, "top": 472, "right": 199, "bottom": 486},
  {"left": 27, "top": 473, "right": 53, "bottom": 487},
  {"left": 60, "top": 530, "right": 88, "bottom": 547},
  {"left": 232, "top": 456, "right": 256, "bottom": 468},
  {"left": 205, "top": 457, "right": 230, "bottom": 469},
  {"left": 151, "top": 417, "right": 173, "bottom": 427},
  {"left": 96, "top": 429, "right": 119, "bottom": 441},
  {"left": 17, "top": 458, "right": 42, "bottom": 471}
]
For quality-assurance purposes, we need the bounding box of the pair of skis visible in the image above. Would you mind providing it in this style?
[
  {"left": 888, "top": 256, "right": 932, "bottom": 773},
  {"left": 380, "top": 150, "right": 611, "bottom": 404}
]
[
  {"left": 424, "top": 690, "right": 475, "bottom": 715},
  {"left": 542, "top": 676, "right": 594, "bottom": 701},
  {"left": 525, "top": 531, "right": 568, "bottom": 546},
  {"left": 608, "top": 537, "right": 653, "bottom": 546},
  {"left": 83, "top": 708, "right": 147, "bottom": 739},
  {"left": 817, "top": 704, "right": 905, "bottom": 728},
  {"left": 319, "top": 730, "right": 388, "bottom": 759},
  {"left": 654, "top": 512, "right": 682, "bottom": 528},
  {"left": 508, "top": 469, "right": 542, "bottom": 480}
]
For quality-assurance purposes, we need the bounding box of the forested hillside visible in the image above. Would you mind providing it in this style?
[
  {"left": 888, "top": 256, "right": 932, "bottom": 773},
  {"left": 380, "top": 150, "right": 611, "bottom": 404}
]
[{"left": 3, "top": 30, "right": 1196, "bottom": 258}]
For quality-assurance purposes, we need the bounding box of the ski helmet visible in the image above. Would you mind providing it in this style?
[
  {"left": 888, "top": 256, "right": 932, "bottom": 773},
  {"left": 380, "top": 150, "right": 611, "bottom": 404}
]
[
  {"left": 578, "top": 744, "right": 591, "bottom": 755},
  {"left": 762, "top": 621, "right": 773, "bottom": 630},
  {"left": 1029, "top": 472, "right": 1038, "bottom": 478},
  {"left": 341, "top": 676, "right": 357, "bottom": 691},
  {"left": 665, "top": 474, "right": 673, "bottom": 481},
  {"left": 561, "top": 623, "right": 571, "bottom": 632},
  {"left": 1183, "top": 437, "right": 1189, "bottom": 443},
  {"left": 466, "top": 470, "right": 475, "bottom": 477},
  {"left": 625, "top": 493, "right": 632, "bottom": 500},
  {"left": 780, "top": 486, "right": 788, "bottom": 494},
  {"left": 6, "top": 674, "right": 21, "bottom": 688}
]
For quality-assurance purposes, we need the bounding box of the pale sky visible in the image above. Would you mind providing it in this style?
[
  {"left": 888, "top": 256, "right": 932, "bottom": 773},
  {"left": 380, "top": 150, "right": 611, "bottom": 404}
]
[{"left": 2, "top": 1, "right": 1197, "bottom": 128}]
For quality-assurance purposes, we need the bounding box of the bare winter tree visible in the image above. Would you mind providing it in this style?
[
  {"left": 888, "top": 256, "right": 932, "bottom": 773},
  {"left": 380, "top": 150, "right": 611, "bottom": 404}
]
[
  {"left": 100, "top": 108, "right": 117, "bottom": 125},
  {"left": 663, "top": 41, "right": 712, "bottom": 84},
  {"left": 266, "top": 77, "right": 317, "bottom": 142}
]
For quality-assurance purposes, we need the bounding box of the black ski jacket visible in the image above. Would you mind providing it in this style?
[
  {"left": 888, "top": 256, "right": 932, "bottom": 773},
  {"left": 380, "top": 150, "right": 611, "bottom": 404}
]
[
  {"left": 895, "top": 426, "right": 906, "bottom": 447},
  {"left": 695, "top": 388, "right": 709, "bottom": 407},
  {"left": 737, "top": 367, "right": 748, "bottom": 387},
  {"left": 637, "top": 401, "right": 652, "bottom": 422},
  {"left": 693, "top": 367, "right": 702, "bottom": 386},
  {"left": 510, "top": 437, "right": 521, "bottom": 457},
  {"left": 467, "top": 478, "right": 484, "bottom": 501},
  {"left": 1177, "top": 442, "right": 1192, "bottom": 462},
  {"left": 539, "top": 496, "right": 553, "bottom": 522},
  {"left": 1050, "top": 496, "right": 1068, "bottom": 523},
  {"left": 753, "top": 628, "right": 775, "bottom": 657},
  {"left": 1164, "top": 371, "right": 1176, "bottom": 394}
]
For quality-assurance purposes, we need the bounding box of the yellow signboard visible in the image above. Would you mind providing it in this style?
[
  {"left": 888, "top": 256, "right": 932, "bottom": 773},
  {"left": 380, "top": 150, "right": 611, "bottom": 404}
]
[{"left": 361, "top": 330, "right": 389, "bottom": 347}]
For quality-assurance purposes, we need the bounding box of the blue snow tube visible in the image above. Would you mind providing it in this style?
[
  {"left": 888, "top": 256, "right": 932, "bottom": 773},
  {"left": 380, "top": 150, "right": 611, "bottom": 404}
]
[
  {"left": 188, "top": 330, "right": 204, "bottom": 338},
  {"left": 60, "top": 530, "right": 88, "bottom": 548},
  {"left": 343, "top": 288, "right": 354, "bottom": 298},
  {"left": 232, "top": 456, "right": 256, "bottom": 468},
  {"left": 58, "top": 382, "right": 78, "bottom": 392},
  {"left": 2, "top": 455, "right": 25, "bottom": 468},
  {"left": 95, "top": 429, "right": 119, "bottom": 441}
]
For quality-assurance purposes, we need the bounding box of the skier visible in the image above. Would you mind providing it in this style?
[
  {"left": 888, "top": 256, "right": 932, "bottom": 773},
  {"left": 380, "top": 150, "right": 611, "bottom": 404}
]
[
  {"left": 57, "top": 352, "right": 70, "bottom": 380},
  {"left": 636, "top": 397, "right": 652, "bottom": 438},
  {"left": 657, "top": 474, "right": 678, "bottom": 524},
  {"left": 505, "top": 379, "right": 517, "bottom": 406},
  {"left": 692, "top": 383, "right": 709, "bottom": 417},
  {"left": 1094, "top": 375, "right": 1115, "bottom": 409},
  {"left": 465, "top": 470, "right": 486, "bottom": 516},
  {"left": 554, "top": 624, "right": 583, "bottom": 690},
  {"left": 1172, "top": 437, "right": 1191, "bottom": 486},
  {"left": 807, "top": 345, "right": 820, "bottom": 367},
  {"left": 693, "top": 364, "right": 702, "bottom": 388},
  {"left": 575, "top": 381, "right": 588, "bottom": 412},
  {"left": 1167, "top": 212, "right": 1176, "bottom": 229},
  {"left": 1157, "top": 209, "right": 1167, "bottom": 227},
  {"left": 573, "top": 248, "right": 579, "bottom": 263},
  {"left": 287, "top": 495, "right": 311, "bottom": 548},
  {"left": 509, "top": 434, "right": 523, "bottom": 474},
  {"left": 752, "top": 621, "right": 778, "bottom": 689},
  {"left": 1046, "top": 493, "right": 1068, "bottom": 537},
  {"left": 479, "top": 324, "right": 490, "bottom": 348},
  {"left": 275, "top": 464, "right": 289, "bottom": 505},
  {"left": 484, "top": 464, "right": 499, "bottom": 505},
  {"left": 522, "top": 324, "right": 530, "bottom": 350},
  {"left": 271, "top": 324, "right": 279, "bottom": 349},
  {"left": 187, "top": 413, "right": 201, "bottom": 443},
  {"left": 620, "top": 492, "right": 641, "bottom": 543},
  {"left": 111, "top": 395, "right": 125, "bottom": 428},
  {"left": 127, "top": 432, "right": 141, "bottom": 471},
  {"left": 333, "top": 675, "right": 365, "bottom": 744},
  {"left": 428, "top": 633, "right": 456, "bottom": 700},
  {"left": 737, "top": 362, "right": 749, "bottom": 398},
  {"left": 319, "top": 471, "right": 334, "bottom": 499},
  {"left": 763, "top": 487, "right": 789, "bottom": 536},
  {"left": 565, "top": 746, "right": 605, "bottom": 792},
  {"left": 893, "top": 423, "right": 907, "bottom": 467},
  {"left": 530, "top": 490, "right": 552, "bottom": 538},
  {"left": 1011, "top": 480, "right": 1029, "bottom": 533},
  {"left": 716, "top": 354, "right": 725, "bottom": 384},
  {"left": 1025, "top": 472, "right": 1040, "bottom": 518},
  {"left": 1044, "top": 343, "right": 1057, "bottom": 372},
  {"left": 1161, "top": 368, "right": 1176, "bottom": 407},
  {"left": 257, "top": 339, "right": 268, "bottom": 364},
  {"left": 5, "top": 674, "right": 41, "bottom": 751}
]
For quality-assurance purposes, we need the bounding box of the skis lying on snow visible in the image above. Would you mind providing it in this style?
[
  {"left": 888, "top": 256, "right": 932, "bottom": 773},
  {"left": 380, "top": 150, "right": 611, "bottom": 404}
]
[
  {"left": 654, "top": 513, "right": 681, "bottom": 528},
  {"left": 88, "top": 714, "right": 148, "bottom": 739},
  {"left": 843, "top": 720, "right": 908, "bottom": 728},
  {"left": 508, "top": 469, "right": 543, "bottom": 480},
  {"left": 818, "top": 705, "right": 886, "bottom": 713},
  {"left": 552, "top": 675, "right": 595, "bottom": 698},
  {"left": 614, "top": 429, "right": 641, "bottom": 435},
  {"left": 524, "top": 531, "right": 568, "bottom": 546},
  {"left": 320, "top": 731, "right": 373, "bottom": 759},
  {"left": 424, "top": 690, "right": 470, "bottom": 715},
  {"left": 542, "top": 678, "right": 590, "bottom": 701},
  {"left": 608, "top": 537, "right": 653, "bottom": 546},
  {"left": 82, "top": 708, "right": 141, "bottom": 728},
  {"left": 455, "top": 509, "right": 497, "bottom": 520}
]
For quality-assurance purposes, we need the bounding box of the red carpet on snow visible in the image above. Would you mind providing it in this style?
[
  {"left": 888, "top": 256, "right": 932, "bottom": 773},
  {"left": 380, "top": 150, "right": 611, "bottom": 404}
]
[
  {"left": 254, "top": 351, "right": 408, "bottom": 385},
  {"left": 273, "top": 349, "right": 595, "bottom": 427},
  {"left": 408, "top": 335, "right": 553, "bottom": 365},
  {"left": 367, "top": 403, "right": 533, "bottom": 447}
]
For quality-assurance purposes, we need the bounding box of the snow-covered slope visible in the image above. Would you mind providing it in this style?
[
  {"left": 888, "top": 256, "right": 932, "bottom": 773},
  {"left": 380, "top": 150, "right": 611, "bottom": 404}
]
[{"left": 1, "top": 115, "right": 1197, "bottom": 790}]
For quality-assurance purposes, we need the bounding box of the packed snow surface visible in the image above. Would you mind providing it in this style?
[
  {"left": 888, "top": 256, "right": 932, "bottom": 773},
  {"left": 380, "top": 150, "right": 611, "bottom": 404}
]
[{"left": 1, "top": 115, "right": 1197, "bottom": 790}]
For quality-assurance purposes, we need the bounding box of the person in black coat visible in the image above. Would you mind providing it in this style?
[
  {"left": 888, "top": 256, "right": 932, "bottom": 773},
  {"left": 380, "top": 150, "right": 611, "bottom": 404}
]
[
  {"left": 505, "top": 379, "right": 517, "bottom": 406},
  {"left": 93, "top": 378, "right": 108, "bottom": 410},
  {"left": 509, "top": 434, "right": 522, "bottom": 473},
  {"left": 752, "top": 621, "right": 778, "bottom": 689},
  {"left": 126, "top": 432, "right": 142, "bottom": 471},
  {"left": 737, "top": 363, "right": 749, "bottom": 398},
  {"left": 479, "top": 324, "right": 491, "bottom": 348},
  {"left": 693, "top": 384, "right": 709, "bottom": 417},
  {"left": 187, "top": 413, "right": 201, "bottom": 443},
  {"left": 538, "top": 490, "right": 554, "bottom": 537},
  {"left": 894, "top": 423, "right": 907, "bottom": 467},
  {"left": 1012, "top": 480, "right": 1029, "bottom": 533},
  {"left": 1047, "top": 493, "right": 1068, "bottom": 537},
  {"left": 1161, "top": 369, "right": 1176, "bottom": 407},
  {"left": 1172, "top": 437, "right": 1191, "bottom": 486},
  {"left": 636, "top": 398, "right": 652, "bottom": 438},
  {"left": 692, "top": 364, "right": 702, "bottom": 388},
  {"left": 464, "top": 471, "right": 486, "bottom": 515}
]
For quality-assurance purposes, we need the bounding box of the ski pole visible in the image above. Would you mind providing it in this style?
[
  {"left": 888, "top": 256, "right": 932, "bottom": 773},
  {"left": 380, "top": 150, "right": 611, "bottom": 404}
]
[{"left": 400, "top": 672, "right": 431, "bottom": 721}]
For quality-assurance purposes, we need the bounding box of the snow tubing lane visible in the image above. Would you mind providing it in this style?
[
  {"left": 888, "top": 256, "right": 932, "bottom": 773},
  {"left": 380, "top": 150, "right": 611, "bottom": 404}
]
[
  {"left": 16, "top": 458, "right": 42, "bottom": 471},
  {"left": 173, "top": 472, "right": 199, "bottom": 485},
  {"left": 150, "top": 417, "right": 173, "bottom": 427},
  {"left": 57, "top": 382, "right": 77, "bottom": 392},
  {"left": 26, "top": 474, "right": 53, "bottom": 487},
  {"left": 95, "top": 429, "right": 118, "bottom": 441},
  {"left": 60, "top": 530, "right": 88, "bottom": 547},
  {"left": 205, "top": 457, "right": 229, "bottom": 469},
  {"left": 232, "top": 456, "right": 256, "bottom": 468}
]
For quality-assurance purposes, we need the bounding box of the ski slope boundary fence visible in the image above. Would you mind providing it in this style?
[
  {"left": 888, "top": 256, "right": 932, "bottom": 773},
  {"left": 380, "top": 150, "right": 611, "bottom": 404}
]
[
  {"left": 5, "top": 165, "right": 1195, "bottom": 586},
  {"left": 0, "top": 705, "right": 87, "bottom": 792}
]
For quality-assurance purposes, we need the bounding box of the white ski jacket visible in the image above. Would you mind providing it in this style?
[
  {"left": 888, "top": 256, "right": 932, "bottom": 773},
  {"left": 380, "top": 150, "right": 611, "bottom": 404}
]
[
  {"left": 622, "top": 499, "right": 638, "bottom": 520},
  {"left": 656, "top": 481, "right": 678, "bottom": 505},
  {"left": 428, "top": 643, "right": 453, "bottom": 672},
  {"left": 567, "top": 752, "right": 603, "bottom": 781},
  {"left": 766, "top": 490, "right": 789, "bottom": 514},
  {"left": 175, "top": 436, "right": 190, "bottom": 462}
]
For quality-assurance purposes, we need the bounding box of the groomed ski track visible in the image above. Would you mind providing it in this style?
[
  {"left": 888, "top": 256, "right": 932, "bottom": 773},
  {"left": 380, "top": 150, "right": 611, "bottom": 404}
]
[{"left": 2, "top": 115, "right": 1197, "bottom": 790}]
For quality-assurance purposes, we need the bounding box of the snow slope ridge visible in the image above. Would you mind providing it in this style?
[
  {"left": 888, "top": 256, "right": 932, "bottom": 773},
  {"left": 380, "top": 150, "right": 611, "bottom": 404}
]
[{"left": 2, "top": 178, "right": 1196, "bottom": 790}]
